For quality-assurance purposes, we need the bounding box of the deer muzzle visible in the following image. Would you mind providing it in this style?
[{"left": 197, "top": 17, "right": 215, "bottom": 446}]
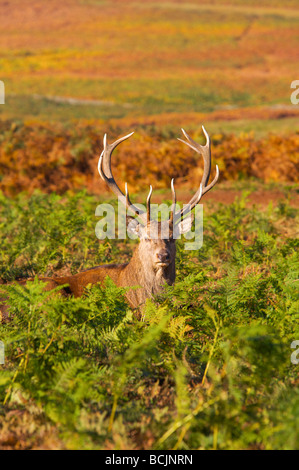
[{"left": 156, "top": 250, "right": 171, "bottom": 267}]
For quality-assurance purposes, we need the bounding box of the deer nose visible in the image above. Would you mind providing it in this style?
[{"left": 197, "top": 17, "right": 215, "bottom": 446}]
[{"left": 157, "top": 251, "right": 170, "bottom": 263}]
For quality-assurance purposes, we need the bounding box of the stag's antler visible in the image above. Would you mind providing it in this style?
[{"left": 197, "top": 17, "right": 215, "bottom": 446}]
[
  {"left": 171, "top": 126, "right": 219, "bottom": 222},
  {"left": 98, "top": 127, "right": 219, "bottom": 228},
  {"left": 98, "top": 132, "right": 152, "bottom": 225}
]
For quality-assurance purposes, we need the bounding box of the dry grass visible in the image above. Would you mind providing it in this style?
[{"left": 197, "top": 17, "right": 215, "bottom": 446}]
[{"left": 0, "top": 0, "right": 298, "bottom": 123}]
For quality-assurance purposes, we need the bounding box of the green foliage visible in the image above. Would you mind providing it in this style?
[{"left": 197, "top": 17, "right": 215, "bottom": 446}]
[
  {"left": 0, "top": 188, "right": 298, "bottom": 449},
  {"left": 0, "top": 190, "right": 115, "bottom": 280}
]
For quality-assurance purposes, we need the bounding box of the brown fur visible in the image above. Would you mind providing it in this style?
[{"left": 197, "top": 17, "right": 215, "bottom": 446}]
[
  {"left": 1, "top": 127, "right": 219, "bottom": 319},
  {"left": 0, "top": 222, "right": 179, "bottom": 319},
  {"left": 41, "top": 235, "right": 176, "bottom": 308}
]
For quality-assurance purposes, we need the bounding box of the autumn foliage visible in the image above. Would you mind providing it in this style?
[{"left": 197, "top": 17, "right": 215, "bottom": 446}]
[{"left": 0, "top": 119, "right": 298, "bottom": 196}]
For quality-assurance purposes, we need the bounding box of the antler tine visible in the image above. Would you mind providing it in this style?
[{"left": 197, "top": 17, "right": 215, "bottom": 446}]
[
  {"left": 169, "top": 178, "right": 176, "bottom": 224},
  {"left": 98, "top": 132, "right": 148, "bottom": 223},
  {"left": 178, "top": 126, "right": 211, "bottom": 189},
  {"left": 125, "top": 182, "right": 130, "bottom": 207},
  {"left": 175, "top": 126, "right": 219, "bottom": 221},
  {"left": 147, "top": 185, "right": 153, "bottom": 224},
  {"left": 100, "top": 131, "right": 134, "bottom": 196},
  {"left": 180, "top": 184, "right": 203, "bottom": 219}
]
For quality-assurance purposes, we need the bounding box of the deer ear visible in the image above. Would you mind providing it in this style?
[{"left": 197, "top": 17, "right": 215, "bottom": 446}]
[
  {"left": 177, "top": 213, "right": 194, "bottom": 234},
  {"left": 126, "top": 216, "right": 140, "bottom": 237}
]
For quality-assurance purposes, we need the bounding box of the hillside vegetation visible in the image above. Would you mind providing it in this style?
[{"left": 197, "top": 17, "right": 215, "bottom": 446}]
[
  {"left": 0, "top": 189, "right": 298, "bottom": 449},
  {"left": 0, "top": 0, "right": 298, "bottom": 450},
  {"left": 0, "top": 0, "right": 298, "bottom": 122}
]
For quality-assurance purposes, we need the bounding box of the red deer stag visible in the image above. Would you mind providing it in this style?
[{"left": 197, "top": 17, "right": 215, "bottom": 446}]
[{"left": 1, "top": 127, "right": 219, "bottom": 314}]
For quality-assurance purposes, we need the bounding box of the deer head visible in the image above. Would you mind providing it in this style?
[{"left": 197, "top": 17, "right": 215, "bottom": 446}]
[{"left": 97, "top": 127, "right": 219, "bottom": 301}]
